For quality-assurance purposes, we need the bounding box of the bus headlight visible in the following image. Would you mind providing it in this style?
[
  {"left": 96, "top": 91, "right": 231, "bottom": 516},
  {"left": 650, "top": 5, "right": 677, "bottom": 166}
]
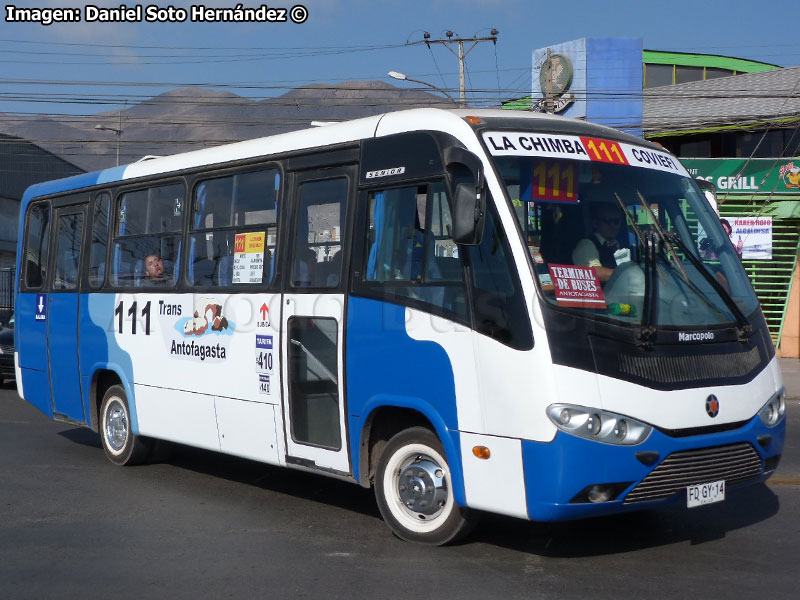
[
  {"left": 546, "top": 404, "right": 652, "bottom": 445},
  {"left": 758, "top": 388, "right": 786, "bottom": 427}
]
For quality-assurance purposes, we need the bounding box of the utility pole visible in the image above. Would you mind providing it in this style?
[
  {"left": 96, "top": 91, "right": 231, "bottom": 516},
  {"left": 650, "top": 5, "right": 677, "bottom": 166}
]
[
  {"left": 95, "top": 109, "right": 123, "bottom": 166},
  {"left": 423, "top": 29, "right": 498, "bottom": 108},
  {"left": 544, "top": 48, "right": 554, "bottom": 114}
]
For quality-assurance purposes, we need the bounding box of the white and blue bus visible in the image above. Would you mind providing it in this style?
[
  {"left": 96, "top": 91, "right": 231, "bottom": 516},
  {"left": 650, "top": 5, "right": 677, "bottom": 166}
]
[{"left": 15, "top": 109, "right": 785, "bottom": 544}]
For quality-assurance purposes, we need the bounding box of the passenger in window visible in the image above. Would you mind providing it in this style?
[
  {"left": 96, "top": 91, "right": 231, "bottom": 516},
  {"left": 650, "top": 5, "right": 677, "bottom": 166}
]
[
  {"left": 143, "top": 253, "right": 170, "bottom": 286},
  {"left": 326, "top": 249, "right": 341, "bottom": 287},
  {"left": 572, "top": 203, "right": 629, "bottom": 283},
  {"left": 294, "top": 245, "right": 317, "bottom": 287}
]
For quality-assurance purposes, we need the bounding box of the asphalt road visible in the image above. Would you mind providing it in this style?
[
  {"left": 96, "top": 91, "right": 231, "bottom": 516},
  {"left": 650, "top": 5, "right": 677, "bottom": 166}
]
[{"left": 1, "top": 380, "right": 798, "bottom": 600}]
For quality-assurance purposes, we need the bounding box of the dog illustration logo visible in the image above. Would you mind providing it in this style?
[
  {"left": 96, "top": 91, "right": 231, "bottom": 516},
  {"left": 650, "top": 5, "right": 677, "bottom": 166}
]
[{"left": 182, "top": 297, "right": 231, "bottom": 336}]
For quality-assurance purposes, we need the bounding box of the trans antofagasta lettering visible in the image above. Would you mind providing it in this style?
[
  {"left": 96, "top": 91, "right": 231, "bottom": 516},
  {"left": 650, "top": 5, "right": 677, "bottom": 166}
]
[{"left": 170, "top": 339, "right": 227, "bottom": 361}]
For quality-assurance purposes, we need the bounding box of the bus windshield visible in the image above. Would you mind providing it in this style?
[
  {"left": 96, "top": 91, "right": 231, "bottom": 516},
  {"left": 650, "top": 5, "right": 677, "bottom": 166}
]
[{"left": 492, "top": 153, "right": 760, "bottom": 328}]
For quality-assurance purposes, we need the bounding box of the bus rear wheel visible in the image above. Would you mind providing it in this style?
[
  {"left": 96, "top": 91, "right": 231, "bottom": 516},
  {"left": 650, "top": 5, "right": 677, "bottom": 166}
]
[
  {"left": 100, "top": 385, "right": 151, "bottom": 466},
  {"left": 375, "top": 427, "right": 475, "bottom": 545}
]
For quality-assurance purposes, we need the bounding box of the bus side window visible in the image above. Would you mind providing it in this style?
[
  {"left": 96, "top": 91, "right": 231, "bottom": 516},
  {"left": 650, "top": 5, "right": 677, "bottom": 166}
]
[
  {"left": 88, "top": 192, "right": 111, "bottom": 288},
  {"left": 111, "top": 183, "right": 183, "bottom": 288},
  {"left": 52, "top": 212, "right": 84, "bottom": 291},
  {"left": 188, "top": 168, "right": 280, "bottom": 288},
  {"left": 466, "top": 204, "right": 533, "bottom": 350},
  {"left": 22, "top": 201, "right": 51, "bottom": 290},
  {"left": 362, "top": 182, "right": 466, "bottom": 317},
  {"left": 291, "top": 178, "right": 346, "bottom": 289}
]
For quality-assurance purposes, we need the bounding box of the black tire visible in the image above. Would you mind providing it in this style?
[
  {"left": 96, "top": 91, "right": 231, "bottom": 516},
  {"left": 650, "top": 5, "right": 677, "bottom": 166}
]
[
  {"left": 99, "top": 385, "right": 152, "bottom": 466},
  {"left": 374, "top": 427, "right": 476, "bottom": 545}
]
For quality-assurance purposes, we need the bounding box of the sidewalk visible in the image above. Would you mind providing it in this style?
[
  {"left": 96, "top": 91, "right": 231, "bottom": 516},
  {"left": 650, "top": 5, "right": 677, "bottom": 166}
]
[{"left": 779, "top": 358, "right": 800, "bottom": 399}]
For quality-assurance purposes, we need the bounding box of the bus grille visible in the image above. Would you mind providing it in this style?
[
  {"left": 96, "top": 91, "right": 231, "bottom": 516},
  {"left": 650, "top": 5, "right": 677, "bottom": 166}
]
[
  {"left": 618, "top": 345, "right": 761, "bottom": 384},
  {"left": 624, "top": 443, "right": 762, "bottom": 504}
]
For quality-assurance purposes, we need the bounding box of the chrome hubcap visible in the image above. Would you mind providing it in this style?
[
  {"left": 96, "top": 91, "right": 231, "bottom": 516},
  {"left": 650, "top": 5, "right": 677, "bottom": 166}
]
[
  {"left": 397, "top": 456, "right": 448, "bottom": 518},
  {"left": 104, "top": 399, "right": 127, "bottom": 452}
]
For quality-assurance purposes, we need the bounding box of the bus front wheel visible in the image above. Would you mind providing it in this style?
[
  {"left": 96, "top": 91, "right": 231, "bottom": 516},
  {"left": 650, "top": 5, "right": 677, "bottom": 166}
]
[
  {"left": 375, "top": 427, "right": 475, "bottom": 545},
  {"left": 99, "top": 385, "right": 151, "bottom": 466}
]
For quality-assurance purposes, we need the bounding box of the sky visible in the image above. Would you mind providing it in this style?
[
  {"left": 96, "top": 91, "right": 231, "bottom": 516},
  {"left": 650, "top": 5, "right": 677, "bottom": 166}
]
[{"left": 1, "top": 0, "right": 799, "bottom": 117}]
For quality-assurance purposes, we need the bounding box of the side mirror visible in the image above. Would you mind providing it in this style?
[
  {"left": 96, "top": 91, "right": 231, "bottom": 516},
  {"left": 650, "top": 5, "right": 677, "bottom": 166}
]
[
  {"left": 695, "top": 178, "right": 718, "bottom": 215},
  {"left": 453, "top": 182, "right": 486, "bottom": 245},
  {"left": 444, "top": 146, "right": 486, "bottom": 246}
]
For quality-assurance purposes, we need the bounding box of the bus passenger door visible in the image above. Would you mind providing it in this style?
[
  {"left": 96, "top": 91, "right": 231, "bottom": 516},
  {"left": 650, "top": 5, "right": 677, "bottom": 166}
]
[
  {"left": 280, "top": 168, "right": 354, "bottom": 474},
  {"left": 47, "top": 204, "right": 88, "bottom": 422}
]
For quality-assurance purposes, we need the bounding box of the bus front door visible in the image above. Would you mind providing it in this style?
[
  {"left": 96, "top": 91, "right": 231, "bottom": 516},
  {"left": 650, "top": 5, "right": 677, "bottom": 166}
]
[
  {"left": 280, "top": 171, "right": 353, "bottom": 474},
  {"left": 47, "top": 204, "right": 88, "bottom": 423}
]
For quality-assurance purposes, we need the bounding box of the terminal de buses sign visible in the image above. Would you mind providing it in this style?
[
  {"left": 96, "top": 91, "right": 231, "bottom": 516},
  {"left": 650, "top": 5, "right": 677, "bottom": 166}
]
[{"left": 681, "top": 158, "right": 800, "bottom": 194}]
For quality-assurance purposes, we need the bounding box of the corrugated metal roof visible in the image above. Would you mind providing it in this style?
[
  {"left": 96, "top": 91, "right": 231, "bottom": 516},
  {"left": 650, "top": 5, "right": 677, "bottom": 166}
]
[{"left": 644, "top": 66, "right": 800, "bottom": 135}]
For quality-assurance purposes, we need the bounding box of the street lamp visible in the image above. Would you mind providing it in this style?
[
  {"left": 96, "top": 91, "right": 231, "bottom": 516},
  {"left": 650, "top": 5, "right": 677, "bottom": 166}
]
[
  {"left": 388, "top": 71, "right": 456, "bottom": 105},
  {"left": 95, "top": 110, "right": 123, "bottom": 166}
]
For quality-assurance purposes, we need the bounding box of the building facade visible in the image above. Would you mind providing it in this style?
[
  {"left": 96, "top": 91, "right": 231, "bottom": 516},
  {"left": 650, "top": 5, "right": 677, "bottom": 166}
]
[{"left": 0, "top": 133, "right": 84, "bottom": 268}]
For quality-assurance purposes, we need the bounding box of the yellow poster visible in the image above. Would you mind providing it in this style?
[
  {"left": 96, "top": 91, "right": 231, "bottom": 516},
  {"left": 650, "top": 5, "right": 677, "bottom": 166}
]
[{"left": 233, "top": 232, "right": 266, "bottom": 284}]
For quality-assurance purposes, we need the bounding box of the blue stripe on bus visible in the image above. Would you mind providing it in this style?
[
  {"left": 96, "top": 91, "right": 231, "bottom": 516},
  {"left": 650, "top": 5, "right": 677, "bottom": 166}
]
[
  {"left": 82, "top": 294, "right": 139, "bottom": 433},
  {"left": 345, "top": 295, "right": 466, "bottom": 505}
]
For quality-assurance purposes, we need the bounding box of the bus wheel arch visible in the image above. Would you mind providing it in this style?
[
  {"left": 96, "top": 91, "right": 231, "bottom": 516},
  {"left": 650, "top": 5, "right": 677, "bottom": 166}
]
[
  {"left": 90, "top": 369, "right": 124, "bottom": 432},
  {"left": 360, "top": 406, "right": 433, "bottom": 488}
]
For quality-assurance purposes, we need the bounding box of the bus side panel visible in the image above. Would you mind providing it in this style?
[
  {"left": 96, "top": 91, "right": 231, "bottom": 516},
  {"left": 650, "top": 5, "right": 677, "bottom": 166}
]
[
  {"left": 80, "top": 294, "right": 139, "bottom": 432},
  {"left": 402, "top": 308, "right": 531, "bottom": 518},
  {"left": 459, "top": 433, "right": 528, "bottom": 519},
  {"left": 134, "top": 385, "right": 221, "bottom": 452},
  {"left": 16, "top": 292, "right": 52, "bottom": 418},
  {"left": 345, "top": 296, "right": 466, "bottom": 504},
  {"left": 215, "top": 397, "right": 281, "bottom": 465}
]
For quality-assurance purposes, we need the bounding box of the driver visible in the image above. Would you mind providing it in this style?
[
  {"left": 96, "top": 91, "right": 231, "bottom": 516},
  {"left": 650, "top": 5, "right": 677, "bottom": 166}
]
[{"left": 572, "top": 202, "right": 627, "bottom": 283}]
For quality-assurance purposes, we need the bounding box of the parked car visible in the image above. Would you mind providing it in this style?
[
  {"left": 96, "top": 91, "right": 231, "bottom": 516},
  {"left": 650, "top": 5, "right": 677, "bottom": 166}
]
[{"left": 0, "top": 316, "right": 15, "bottom": 385}]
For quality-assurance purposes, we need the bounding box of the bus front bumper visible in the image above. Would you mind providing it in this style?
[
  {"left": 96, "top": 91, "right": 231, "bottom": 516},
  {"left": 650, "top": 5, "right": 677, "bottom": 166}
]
[{"left": 522, "top": 414, "right": 785, "bottom": 522}]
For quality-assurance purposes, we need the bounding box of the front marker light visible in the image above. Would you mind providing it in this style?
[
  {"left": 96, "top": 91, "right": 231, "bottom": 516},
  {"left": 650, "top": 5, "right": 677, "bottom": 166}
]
[
  {"left": 547, "top": 404, "right": 652, "bottom": 445},
  {"left": 758, "top": 388, "right": 786, "bottom": 427}
]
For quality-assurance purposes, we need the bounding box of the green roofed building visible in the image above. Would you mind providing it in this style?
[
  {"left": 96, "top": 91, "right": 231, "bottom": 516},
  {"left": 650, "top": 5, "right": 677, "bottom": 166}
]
[{"left": 642, "top": 50, "right": 779, "bottom": 88}]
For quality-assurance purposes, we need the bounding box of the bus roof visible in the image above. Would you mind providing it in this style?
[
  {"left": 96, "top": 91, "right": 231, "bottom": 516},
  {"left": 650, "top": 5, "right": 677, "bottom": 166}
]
[{"left": 20, "top": 108, "right": 654, "bottom": 205}]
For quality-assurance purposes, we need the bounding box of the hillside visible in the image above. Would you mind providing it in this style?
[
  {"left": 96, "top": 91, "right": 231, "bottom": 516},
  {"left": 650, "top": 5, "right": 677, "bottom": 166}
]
[{"left": 0, "top": 81, "right": 452, "bottom": 172}]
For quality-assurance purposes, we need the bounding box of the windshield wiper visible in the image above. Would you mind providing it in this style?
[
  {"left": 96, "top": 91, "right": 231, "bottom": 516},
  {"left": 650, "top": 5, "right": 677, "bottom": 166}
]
[
  {"left": 636, "top": 190, "right": 690, "bottom": 284},
  {"left": 613, "top": 193, "right": 656, "bottom": 347},
  {"left": 663, "top": 231, "right": 753, "bottom": 341}
]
